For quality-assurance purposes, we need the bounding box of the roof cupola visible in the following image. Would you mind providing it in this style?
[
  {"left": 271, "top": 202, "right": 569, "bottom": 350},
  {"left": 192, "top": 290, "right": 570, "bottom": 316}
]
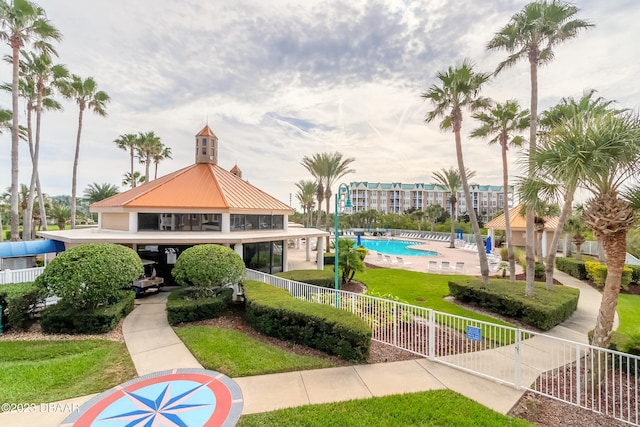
[{"left": 195, "top": 125, "right": 218, "bottom": 164}]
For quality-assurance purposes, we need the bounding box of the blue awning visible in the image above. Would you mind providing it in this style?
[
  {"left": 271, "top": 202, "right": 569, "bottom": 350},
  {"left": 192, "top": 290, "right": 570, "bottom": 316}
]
[{"left": 0, "top": 240, "right": 65, "bottom": 258}]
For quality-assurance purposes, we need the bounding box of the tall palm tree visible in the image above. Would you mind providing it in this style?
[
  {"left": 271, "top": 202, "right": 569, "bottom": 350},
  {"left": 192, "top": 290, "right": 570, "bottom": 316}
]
[
  {"left": 487, "top": 0, "right": 593, "bottom": 292},
  {"left": 422, "top": 60, "right": 491, "bottom": 284},
  {"left": 432, "top": 167, "right": 476, "bottom": 248},
  {"left": 153, "top": 145, "right": 172, "bottom": 179},
  {"left": 20, "top": 51, "right": 67, "bottom": 240},
  {"left": 135, "top": 131, "right": 162, "bottom": 182},
  {"left": 114, "top": 133, "right": 140, "bottom": 188},
  {"left": 301, "top": 152, "right": 328, "bottom": 229},
  {"left": 323, "top": 151, "right": 355, "bottom": 236},
  {"left": 294, "top": 179, "right": 317, "bottom": 227},
  {"left": 425, "top": 204, "right": 444, "bottom": 232},
  {"left": 59, "top": 74, "right": 110, "bottom": 229},
  {"left": 0, "top": 0, "right": 61, "bottom": 240},
  {"left": 471, "top": 100, "right": 529, "bottom": 282},
  {"left": 564, "top": 209, "right": 586, "bottom": 261}
]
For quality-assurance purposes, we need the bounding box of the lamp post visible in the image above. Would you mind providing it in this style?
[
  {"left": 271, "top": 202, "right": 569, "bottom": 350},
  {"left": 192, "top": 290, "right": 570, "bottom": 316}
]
[{"left": 334, "top": 183, "right": 352, "bottom": 308}]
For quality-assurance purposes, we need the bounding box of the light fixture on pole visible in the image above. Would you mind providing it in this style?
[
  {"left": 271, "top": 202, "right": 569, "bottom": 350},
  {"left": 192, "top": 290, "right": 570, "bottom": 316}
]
[{"left": 334, "top": 183, "right": 352, "bottom": 308}]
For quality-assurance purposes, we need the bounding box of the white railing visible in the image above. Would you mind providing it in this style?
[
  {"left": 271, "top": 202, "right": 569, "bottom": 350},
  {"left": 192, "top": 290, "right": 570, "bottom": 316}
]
[
  {"left": 0, "top": 267, "right": 45, "bottom": 285},
  {"left": 246, "top": 269, "right": 640, "bottom": 425}
]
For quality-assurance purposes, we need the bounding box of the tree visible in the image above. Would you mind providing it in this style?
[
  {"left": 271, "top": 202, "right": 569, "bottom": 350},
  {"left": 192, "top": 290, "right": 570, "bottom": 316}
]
[
  {"left": 122, "top": 171, "right": 146, "bottom": 188},
  {"left": 153, "top": 145, "right": 172, "bottom": 179},
  {"left": 114, "top": 133, "right": 139, "bottom": 188},
  {"left": 487, "top": 0, "right": 593, "bottom": 293},
  {"left": 323, "top": 152, "right": 355, "bottom": 252},
  {"left": 337, "top": 239, "right": 365, "bottom": 285},
  {"left": 135, "top": 131, "right": 162, "bottom": 182},
  {"left": 301, "top": 152, "right": 328, "bottom": 230},
  {"left": 422, "top": 60, "right": 491, "bottom": 284},
  {"left": 411, "top": 209, "right": 425, "bottom": 231},
  {"left": 83, "top": 182, "right": 119, "bottom": 204},
  {"left": 425, "top": 204, "right": 445, "bottom": 232},
  {"left": 0, "top": 0, "right": 61, "bottom": 241},
  {"left": 295, "top": 179, "right": 317, "bottom": 227},
  {"left": 58, "top": 74, "right": 110, "bottom": 229},
  {"left": 564, "top": 209, "right": 587, "bottom": 261},
  {"left": 19, "top": 51, "right": 67, "bottom": 240},
  {"left": 471, "top": 100, "right": 529, "bottom": 282},
  {"left": 49, "top": 198, "right": 70, "bottom": 230},
  {"left": 432, "top": 167, "right": 475, "bottom": 248}
]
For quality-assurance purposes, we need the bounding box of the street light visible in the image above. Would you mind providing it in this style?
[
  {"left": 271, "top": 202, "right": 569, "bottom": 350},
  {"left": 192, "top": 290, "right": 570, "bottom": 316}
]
[{"left": 334, "top": 183, "right": 352, "bottom": 307}]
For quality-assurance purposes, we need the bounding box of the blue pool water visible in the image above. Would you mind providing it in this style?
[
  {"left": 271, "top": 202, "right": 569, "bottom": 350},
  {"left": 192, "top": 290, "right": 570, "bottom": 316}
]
[{"left": 347, "top": 238, "right": 439, "bottom": 257}]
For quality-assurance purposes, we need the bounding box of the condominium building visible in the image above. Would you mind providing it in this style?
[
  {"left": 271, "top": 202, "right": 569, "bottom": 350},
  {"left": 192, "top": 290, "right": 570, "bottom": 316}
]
[{"left": 347, "top": 182, "right": 514, "bottom": 223}]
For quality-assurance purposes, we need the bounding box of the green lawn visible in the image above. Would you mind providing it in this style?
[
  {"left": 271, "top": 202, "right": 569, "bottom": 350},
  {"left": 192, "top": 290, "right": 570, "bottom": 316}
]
[
  {"left": 616, "top": 294, "right": 640, "bottom": 336},
  {"left": 356, "top": 268, "right": 513, "bottom": 327},
  {"left": 174, "top": 325, "right": 336, "bottom": 377},
  {"left": 0, "top": 340, "right": 136, "bottom": 405},
  {"left": 237, "top": 389, "right": 532, "bottom": 427}
]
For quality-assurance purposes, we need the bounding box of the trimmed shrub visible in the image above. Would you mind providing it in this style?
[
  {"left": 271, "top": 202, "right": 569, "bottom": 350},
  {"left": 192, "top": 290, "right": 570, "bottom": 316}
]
[
  {"left": 167, "top": 287, "right": 233, "bottom": 325},
  {"left": 323, "top": 253, "right": 336, "bottom": 266},
  {"left": 40, "top": 290, "right": 135, "bottom": 334},
  {"left": 585, "top": 261, "right": 632, "bottom": 290},
  {"left": 172, "top": 244, "right": 245, "bottom": 298},
  {"left": 555, "top": 257, "right": 588, "bottom": 280},
  {"left": 627, "top": 265, "right": 640, "bottom": 285},
  {"left": 35, "top": 243, "right": 143, "bottom": 309},
  {"left": 243, "top": 280, "right": 371, "bottom": 362},
  {"left": 0, "top": 282, "right": 43, "bottom": 331},
  {"left": 275, "top": 270, "right": 334, "bottom": 288},
  {"left": 448, "top": 278, "right": 580, "bottom": 331}
]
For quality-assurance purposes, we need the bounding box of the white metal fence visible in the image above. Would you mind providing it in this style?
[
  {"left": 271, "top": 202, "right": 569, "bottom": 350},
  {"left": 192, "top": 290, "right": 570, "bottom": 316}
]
[
  {"left": 0, "top": 267, "right": 44, "bottom": 285},
  {"left": 246, "top": 269, "right": 640, "bottom": 425}
]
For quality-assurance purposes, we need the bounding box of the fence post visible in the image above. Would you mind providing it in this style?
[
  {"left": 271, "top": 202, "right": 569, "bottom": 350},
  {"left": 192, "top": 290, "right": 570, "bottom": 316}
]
[
  {"left": 428, "top": 309, "right": 435, "bottom": 361},
  {"left": 514, "top": 329, "right": 522, "bottom": 388},
  {"left": 575, "top": 343, "right": 581, "bottom": 407}
]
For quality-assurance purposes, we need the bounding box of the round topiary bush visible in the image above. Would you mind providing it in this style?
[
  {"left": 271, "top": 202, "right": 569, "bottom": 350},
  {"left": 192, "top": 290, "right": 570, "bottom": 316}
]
[
  {"left": 35, "top": 243, "right": 143, "bottom": 309},
  {"left": 172, "top": 244, "right": 246, "bottom": 298}
]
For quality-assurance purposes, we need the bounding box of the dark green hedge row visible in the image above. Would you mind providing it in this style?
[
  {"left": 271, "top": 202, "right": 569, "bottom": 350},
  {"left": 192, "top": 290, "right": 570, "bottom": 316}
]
[
  {"left": 243, "top": 280, "right": 371, "bottom": 362},
  {"left": 167, "top": 287, "right": 233, "bottom": 325},
  {"left": 323, "top": 253, "right": 336, "bottom": 266},
  {"left": 40, "top": 291, "right": 135, "bottom": 334},
  {"left": 0, "top": 282, "right": 43, "bottom": 331},
  {"left": 555, "top": 257, "right": 588, "bottom": 280},
  {"left": 448, "top": 279, "right": 580, "bottom": 331},
  {"left": 275, "top": 270, "right": 334, "bottom": 288}
]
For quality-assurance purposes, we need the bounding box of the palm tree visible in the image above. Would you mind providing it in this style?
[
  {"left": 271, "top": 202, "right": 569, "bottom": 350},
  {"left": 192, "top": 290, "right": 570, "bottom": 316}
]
[
  {"left": 471, "top": 100, "right": 529, "bottom": 282},
  {"left": 59, "top": 74, "right": 110, "bottom": 229},
  {"left": 295, "top": 179, "right": 317, "bottom": 227},
  {"left": 323, "top": 151, "right": 355, "bottom": 239},
  {"left": 153, "top": 145, "right": 172, "bottom": 179},
  {"left": 432, "top": 167, "right": 476, "bottom": 248},
  {"left": 49, "top": 199, "right": 70, "bottom": 230},
  {"left": 487, "top": 0, "right": 593, "bottom": 292},
  {"left": 20, "top": 51, "right": 67, "bottom": 240},
  {"left": 135, "top": 131, "right": 162, "bottom": 182},
  {"left": 411, "top": 209, "right": 425, "bottom": 232},
  {"left": 564, "top": 209, "right": 586, "bottom": 261},
  {"left": 422, "top": 60, "right": 491, "bottom": 284},
  {"left": 83, "top": 182, "right": 119, "bottom": 204},
  {"left": 114, "top": 133, "right": 140, "bottom": 188},
  {"left": 425, "top": 204, "right": 444, "bottom": 232},
  {"left": 122, "top": 171, "right": 146, "bottom": 188},
  {"left": 0, "top": 0, "right": 61, "bottom": 240},
  {"left": 301, "top": 152, "right": 328, "bottom": 229}
]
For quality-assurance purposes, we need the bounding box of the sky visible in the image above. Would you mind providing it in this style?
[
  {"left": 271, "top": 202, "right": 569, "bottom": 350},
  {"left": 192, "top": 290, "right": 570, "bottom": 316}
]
[{"left": 1, "top": 0, "right": 639, "bottom": 212}]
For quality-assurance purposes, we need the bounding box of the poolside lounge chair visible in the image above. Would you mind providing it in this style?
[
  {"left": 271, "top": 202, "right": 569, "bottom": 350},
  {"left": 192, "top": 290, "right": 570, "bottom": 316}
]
[
  {"left": 428, "top": 260, "right": 438, "bottom": 271},
  {"left": 451, "top": 261, "right": 464, "bottom": 273},
  {"left": 376, "top": 252, "right": 385, "bottom": 262},
  {"left": 385, "top": 255, "right": 398, "bottom": 264},
  {"left": 396, "top": 256, "right": 412, "bottom": 266},
  {"left": 439, "top": 261, "right": 450, "bottom": 272}
]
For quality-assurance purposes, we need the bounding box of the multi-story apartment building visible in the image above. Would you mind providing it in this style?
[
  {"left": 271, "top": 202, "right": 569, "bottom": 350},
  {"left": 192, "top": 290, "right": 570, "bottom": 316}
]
[{"left": 348, "top": 182, "right": 513, "bottom": 223}]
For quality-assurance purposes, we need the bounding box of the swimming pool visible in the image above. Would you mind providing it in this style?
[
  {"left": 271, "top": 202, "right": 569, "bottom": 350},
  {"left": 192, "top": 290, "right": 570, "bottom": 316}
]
[{"left": 347, "top": 238, "right": 439, "bottom": 257}]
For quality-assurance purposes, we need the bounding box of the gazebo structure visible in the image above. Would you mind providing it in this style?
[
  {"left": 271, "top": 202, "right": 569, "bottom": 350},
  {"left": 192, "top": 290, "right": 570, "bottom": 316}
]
[
  {"left": 38, "top": 125, "right": 328, "bottom": 281},
  {"left": 485, "top": 205, "right": 560, "bottom": 257}
]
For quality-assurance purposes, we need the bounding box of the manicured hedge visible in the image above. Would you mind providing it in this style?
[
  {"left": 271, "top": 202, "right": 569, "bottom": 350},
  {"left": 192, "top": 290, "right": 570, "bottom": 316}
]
[
  {"left": 275, "top": 270, "right": 334, "bottom": 289},
  {"left": 629, "top": 265, "right": 640, "bottom": 284},
  {"left": 323, "top": 253, "right": 336, "bottom": 266},
  {"left": 555, "top": 257, "right": 588, "bottom": 280},
  {"left": 448, "top": 279, "right": 580, "bottom": 331},
  {"left": 167, "top": 287, "right": 233, "bottom": 325},
  {"left": 0, "top": 282, "right": 43, "bottom": 331},
  {"left": 243, "top": 280, "right": 371, "bottom": 362},
  {"left": 40, "top": 291, "right": 135, "bottom": 334},
  {"left": 584, "top": 261, "right": 632, "bottom": 290}
]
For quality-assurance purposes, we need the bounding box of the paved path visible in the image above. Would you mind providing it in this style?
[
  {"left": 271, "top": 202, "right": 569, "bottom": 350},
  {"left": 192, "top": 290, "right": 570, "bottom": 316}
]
[{"left": 0, "top": 260, "right": 613, "bottom": 426}]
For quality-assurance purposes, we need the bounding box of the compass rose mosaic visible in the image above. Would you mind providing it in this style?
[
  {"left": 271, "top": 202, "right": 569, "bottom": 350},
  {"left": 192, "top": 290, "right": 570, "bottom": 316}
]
[{"left": 60, "top": 369, "right": 243, "bottom": 427}]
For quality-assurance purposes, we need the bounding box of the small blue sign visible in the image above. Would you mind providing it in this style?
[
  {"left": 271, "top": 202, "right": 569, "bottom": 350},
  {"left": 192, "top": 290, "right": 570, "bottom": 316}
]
[{"left": 466, "top": 325, "right": 482, "bottom": 342}]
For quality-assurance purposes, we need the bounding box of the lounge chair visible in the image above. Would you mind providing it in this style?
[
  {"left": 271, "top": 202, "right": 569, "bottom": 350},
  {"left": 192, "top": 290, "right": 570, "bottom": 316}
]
[
  {"left": 428, "top": 260, "right": 438, "bottom": 271},
  {"left": 439, "top": 261, "right": 450, "bottom": 272},
  {"left": 376, "top": 252, "right": 385, "bottom": 262},
  {"left": 451, "top": 261, "right": 464, "bottom": 273},
  {"left": 396, "top": 256, "right": 412, "bottom": 265},
  {"left": 385, "top": 255, "right": 398, "bottom": 264}
]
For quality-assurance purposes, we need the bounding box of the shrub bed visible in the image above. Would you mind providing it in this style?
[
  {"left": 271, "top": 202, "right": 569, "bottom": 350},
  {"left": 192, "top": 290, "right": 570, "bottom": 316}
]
[
  {"left": 40, "top": 291, "right": 135, "bottom": 334},
  {"left": 243, "top": 280, "right": 371, "bottom": 361},
  {"left": 628, "top": 265, "right": 640, "bottom": 285},
  {"left": 448, "top": 279, "right": 580, "bottom": 331},
  {"left": 555, "top": 257, "right": 588, "bottom": 280},
  {"left": 0, "top": 282, "right": 43, "bottom": 331},
  {"left": 584, "top": 261, "right": 632, "bottom": 290},
  {"left": 167, "top": 287, "right": 233, "bottom": 325},
  {"left": 275, "top": 270, "right": 334, "bottom": 288}
]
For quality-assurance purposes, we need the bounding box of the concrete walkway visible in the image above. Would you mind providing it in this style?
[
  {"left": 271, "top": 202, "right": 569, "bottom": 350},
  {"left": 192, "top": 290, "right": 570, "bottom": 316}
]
[{"left": 0, "top": 265, "right": 611, "bottom": 426}]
